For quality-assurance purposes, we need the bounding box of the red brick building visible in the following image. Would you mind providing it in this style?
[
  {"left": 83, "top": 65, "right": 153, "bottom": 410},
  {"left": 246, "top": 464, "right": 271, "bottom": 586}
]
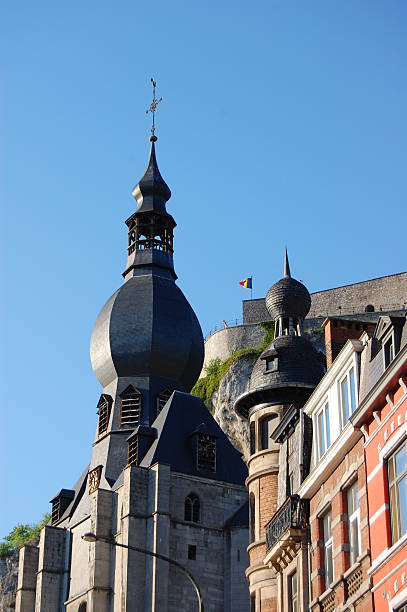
[
  {"left": 351, "top": 320, "right": 407, "bottom": 611},
  {"left": 298, "top": 338, "right": 373, "bottom": 611}
]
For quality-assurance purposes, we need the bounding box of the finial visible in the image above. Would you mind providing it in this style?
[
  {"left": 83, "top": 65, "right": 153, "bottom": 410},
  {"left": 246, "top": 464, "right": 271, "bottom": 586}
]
[
  {"left": 284, "top": 247, "right": 291, "bottom": 278},
  {"left": 146, "top": 77, "right": 162, "bottom": 140}
]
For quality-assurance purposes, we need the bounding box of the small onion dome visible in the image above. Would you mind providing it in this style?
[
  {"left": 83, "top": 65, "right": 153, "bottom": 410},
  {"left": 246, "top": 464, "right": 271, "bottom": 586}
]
[
  {"left": 265, "top": 276, "right": 311, "bottom": 321},
  {"left": 234, "top": 335, "right": 324, "bottom": 419},
  {"left": 90, "top": 274, "right": 204, "bottom": 390},
  {"left": 131, "top": 140, "right": 171, "bottom": 215}
]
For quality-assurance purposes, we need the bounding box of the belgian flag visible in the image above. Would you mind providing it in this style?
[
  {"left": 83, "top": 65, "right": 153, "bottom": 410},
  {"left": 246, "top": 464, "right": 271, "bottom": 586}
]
[{"left": 239, "top": 277, "right": 252, "bottom": 289}]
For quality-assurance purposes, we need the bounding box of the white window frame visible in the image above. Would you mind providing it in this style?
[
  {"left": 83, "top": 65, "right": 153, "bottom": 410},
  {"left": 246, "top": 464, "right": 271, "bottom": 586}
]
[
  {"left": 339, "top": 365, "right": 358, "bottom": 429},
  {"left": 388, "top": 439, "right": 407, "bottom": 544},
  {"left": 383, "top": 331, "right": 395, "bottom": 369},
  {"left": 323, "top": 510, "right": 334, "bottom": 588},
  {"left": 347, "top": 481, "right": 361, "bottom": 565},
  {"left": 288, "top": 570, "right": 298, "bottom": 612},
  {"left": 315, "top": 400, "right": 331, "bottom": 460}
]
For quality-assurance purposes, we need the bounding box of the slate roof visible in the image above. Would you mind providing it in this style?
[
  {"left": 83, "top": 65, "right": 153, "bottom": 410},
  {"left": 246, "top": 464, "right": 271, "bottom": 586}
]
[
  {"left": 90, "top": 273, "right": 204, "bottom": 391},
  {"left": 235, "top": 335, "right": 324, "bottom": 418},
  {"left": 131, "top": 139, "right": 172, "bottom": 215},
  {"left": 140, "top": 391, "right": 247, "bottom": 486},
  {"left": 53, "top": 464, "right": 89, "bottom": 526}
]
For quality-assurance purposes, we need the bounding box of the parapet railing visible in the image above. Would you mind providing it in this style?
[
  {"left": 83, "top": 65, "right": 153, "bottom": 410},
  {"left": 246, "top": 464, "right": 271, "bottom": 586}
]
[
  {"left": 204, "top": 318, "right": 243, "bottom": 340},
  {"left": 265, "top": 495, "right": 309, "bottom": 551}
]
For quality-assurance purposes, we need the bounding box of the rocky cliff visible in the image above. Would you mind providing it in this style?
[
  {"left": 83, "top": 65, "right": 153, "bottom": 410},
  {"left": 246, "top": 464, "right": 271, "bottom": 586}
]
[
  {"left": 212, "top": 355, "right": 256, "bottom": 461},
  {"left": 0, "top": 550, "right": 19, "bottom": 611}
]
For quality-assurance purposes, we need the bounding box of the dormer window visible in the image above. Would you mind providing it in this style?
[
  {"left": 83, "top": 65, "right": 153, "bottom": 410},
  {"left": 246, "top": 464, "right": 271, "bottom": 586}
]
[
  {"left": 120, "top": 386, "right": 142, "bottom": 429},
  {"left": 50, "top": 489, "right": 75, "bottom": 525},
  {"left": 197, "top": 434, "right": 216, "bottom": 472},
  {"left": 127, "top": 426, "right": 157, "bottom": 467},
  {"left": 51, "top": 498, "right": 60, "bottom": 525},
  {"left": 97, "top": 394, "right": 112, "bottom": 436},
  {"left": 266, "top": 357, "right": 278, "bottom": 372},
  {"left": 261, "top": 347, "right": 278, "bottom": 374},
  {"left": 384, "top": 336, "right": 394, "bottom": 368},
  {"left": 157, "top": 389, "right": 172, "bottom": 416},
  {"left": 128, "top": 436, "right": 139, "bottom": 466},
  {"left": 374, "top": 316, "right": 403, "bottom": 368}
]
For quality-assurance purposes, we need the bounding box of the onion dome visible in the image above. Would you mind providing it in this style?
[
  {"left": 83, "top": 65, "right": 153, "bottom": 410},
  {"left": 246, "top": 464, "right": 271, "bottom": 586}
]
[
  {"left": 90, "top": 136, "right": 204, "bottom": 393},
  {"left": 265, "top": 249, "right": 311, "bottom": 321},
  {"left": 90, "top": 274, "right": 204, "bottom": 390},
  {"left": 132, "top": 136, "right": 171, "bottom": 214}
]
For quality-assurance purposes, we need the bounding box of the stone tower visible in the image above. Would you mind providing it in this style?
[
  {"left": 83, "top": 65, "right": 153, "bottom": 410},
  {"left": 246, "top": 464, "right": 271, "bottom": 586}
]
[
  {"left": 234, "top": 250, "right": 324, "bottom": 612},
  {"left": 16, "top": 134, "right": 249, "bottom": 612}
]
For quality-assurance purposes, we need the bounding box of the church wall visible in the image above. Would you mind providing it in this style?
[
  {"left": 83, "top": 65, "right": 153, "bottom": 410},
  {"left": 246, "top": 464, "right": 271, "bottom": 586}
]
[
  {"left": 224, "top": 528, "right": 249, "bottom": 612},
  {"left": 167, "top": 472, "right": 248, "bottom": 612},
  {"left": 35, "top": 527, "right": 67, "bottom": 612},
  {"left": 113, "top": 466, "right": 149, "bottom": 612},
  {"left": 66, "top": 518, "right": 92, "bottom": 606}
]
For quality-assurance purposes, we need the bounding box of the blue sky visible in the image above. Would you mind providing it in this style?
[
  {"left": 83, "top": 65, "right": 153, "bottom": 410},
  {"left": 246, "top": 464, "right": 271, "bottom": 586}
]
[{"left": 1, "top": 1, "right": 406, "bottom": 535}]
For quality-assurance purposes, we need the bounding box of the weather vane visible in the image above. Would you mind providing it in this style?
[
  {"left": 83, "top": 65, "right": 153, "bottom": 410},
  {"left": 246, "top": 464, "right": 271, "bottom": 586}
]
[{"left": 146, "top": 78, "right": 162, "bottom": 138}]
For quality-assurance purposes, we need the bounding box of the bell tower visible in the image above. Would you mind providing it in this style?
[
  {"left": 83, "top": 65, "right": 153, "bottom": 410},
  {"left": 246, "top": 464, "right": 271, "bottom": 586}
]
[{"left": 123, "top": 134, "right": 177, "bottom": 281}]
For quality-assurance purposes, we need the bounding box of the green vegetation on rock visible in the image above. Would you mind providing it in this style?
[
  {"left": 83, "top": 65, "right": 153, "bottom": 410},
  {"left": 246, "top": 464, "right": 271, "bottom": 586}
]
[
  {"left": 0, "top": 514, "right": 50, "bottom": 559},
  {"left": 192, "top": 321, "right": 274, "bottom": 407}
]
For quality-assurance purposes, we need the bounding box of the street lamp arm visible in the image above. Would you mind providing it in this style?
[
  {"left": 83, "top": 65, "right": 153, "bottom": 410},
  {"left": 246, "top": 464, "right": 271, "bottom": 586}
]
[{"left": 83, "top": 533, "right": 204, "bottom": 612}]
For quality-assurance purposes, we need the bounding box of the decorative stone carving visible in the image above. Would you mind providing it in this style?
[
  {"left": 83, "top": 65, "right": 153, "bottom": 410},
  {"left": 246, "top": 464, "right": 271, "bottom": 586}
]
[{"left": 88, "top": 466, "right": 102, "bottom": 494}]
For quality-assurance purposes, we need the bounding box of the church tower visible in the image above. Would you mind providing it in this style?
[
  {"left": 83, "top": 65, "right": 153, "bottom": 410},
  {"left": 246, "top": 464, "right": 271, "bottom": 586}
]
[
  {"left": 88, "top": 132, "right": 204, "bottom": 486},
  {"left": 235, "top": 251, "right": 324, "bottom": 612},
  {"left": 16, "top": 112, "right": 249, "bottom": 612}
]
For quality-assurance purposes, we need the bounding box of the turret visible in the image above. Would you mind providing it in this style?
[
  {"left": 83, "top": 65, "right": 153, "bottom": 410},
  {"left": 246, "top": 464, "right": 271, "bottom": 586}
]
[{"left": 234, "top": 251, "right": 324, "bottom": 612}]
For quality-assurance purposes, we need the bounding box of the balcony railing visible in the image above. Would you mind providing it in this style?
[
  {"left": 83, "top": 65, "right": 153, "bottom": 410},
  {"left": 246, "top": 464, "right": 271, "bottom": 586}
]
[{"left": 265, "top": 495, "right": 309, "bottom": 551}]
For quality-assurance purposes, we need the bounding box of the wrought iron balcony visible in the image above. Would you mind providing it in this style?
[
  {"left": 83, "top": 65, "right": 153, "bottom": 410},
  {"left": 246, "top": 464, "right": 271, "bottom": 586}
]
[{"left": 265, "top": 495, "right": 309, "bottom": 551}]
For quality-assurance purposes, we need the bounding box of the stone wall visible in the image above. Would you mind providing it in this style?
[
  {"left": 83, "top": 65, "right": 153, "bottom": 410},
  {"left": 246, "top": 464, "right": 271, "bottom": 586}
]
[
  {"left": 201, "top": 323, "right": 266, "bottom": 376},
  {"left": 243, "top": 272, "right": 407, "bottom": 323}
]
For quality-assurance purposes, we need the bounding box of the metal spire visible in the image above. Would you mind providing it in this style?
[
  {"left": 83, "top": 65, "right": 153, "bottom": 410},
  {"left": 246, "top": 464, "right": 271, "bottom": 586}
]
[
  {"left": 146, "top": 78, "right": 162, "bottom": 141},
  {"left": 284, "top": 247, "right": 291, "bottom": 278}
]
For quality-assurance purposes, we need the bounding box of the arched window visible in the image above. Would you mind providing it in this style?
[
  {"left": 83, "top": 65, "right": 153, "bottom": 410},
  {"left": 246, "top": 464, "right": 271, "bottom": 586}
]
[
  {"left": 120, "top": 386, "right": 142, "bottom": 429},
  {"left": 184, "top": 493, "right": 200, "bottom": 523},
  {"left": 78, "top": 603, "right": 87, "bottom": 612},
  {"left": 97, "top": 394, "right": 112, "bottom": 436},
  {"left": 157, "top": 389, "right": 172, "bottom": 416},
  {"left": 249, "top": 493, "right": 255, "bottom": 543}
]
